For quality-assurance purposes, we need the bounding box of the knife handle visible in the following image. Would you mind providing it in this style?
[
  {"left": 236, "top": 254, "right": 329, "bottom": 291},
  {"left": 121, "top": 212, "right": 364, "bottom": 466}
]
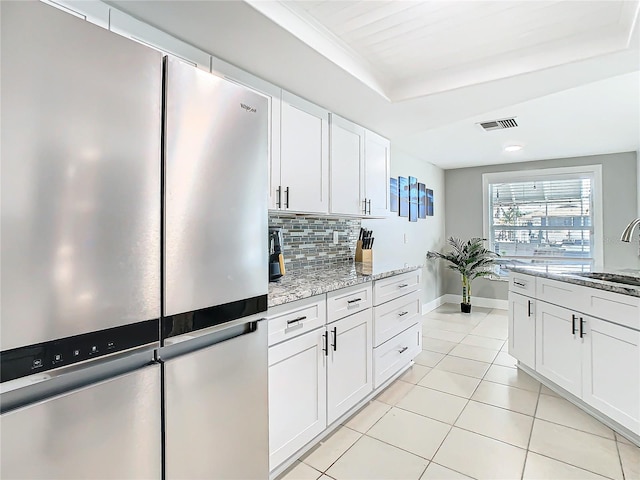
[{"left": 278, "top": 254, "right": 286, "bottom": 275}]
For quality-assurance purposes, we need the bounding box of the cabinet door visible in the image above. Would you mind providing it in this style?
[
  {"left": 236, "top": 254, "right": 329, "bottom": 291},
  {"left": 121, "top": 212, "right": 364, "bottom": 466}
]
[
  {"left": 268, "top": 329, "right": 327, "bottom": 469},
  {"left": 327, "top": 309, "right": 373, "bottom": 424},
  {"left": 280, "top": 91, "right": 329, "bottom": 214},
  {"left": 535, "top": 301, "right": 582, "bottom": 396},
  {"left": 508, "top": 292, "right": 535, "bottom": 368},
  {"left": 364, "top": 130, "right": 390, "bottom": 217},
  {"left": 330, "top": 114, "right": 364, "bottom": 215},
  {"left": 582, "top": 317, "right": 640, "bottom": 434}
]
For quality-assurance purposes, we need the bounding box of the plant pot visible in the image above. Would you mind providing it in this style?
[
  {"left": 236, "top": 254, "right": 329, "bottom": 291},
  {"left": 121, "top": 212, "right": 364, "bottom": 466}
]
[{"left": 460, "top": 303, "right": 471, "bottom": 314}]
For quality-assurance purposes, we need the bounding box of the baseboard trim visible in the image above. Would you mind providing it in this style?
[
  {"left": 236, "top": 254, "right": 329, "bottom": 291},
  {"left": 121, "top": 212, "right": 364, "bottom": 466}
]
[
  {"left": 422, "top": 294, "right": 507, "bottom": 313},
  {"left": 422, "top": 295, "right": 446, "bottom": 314}
]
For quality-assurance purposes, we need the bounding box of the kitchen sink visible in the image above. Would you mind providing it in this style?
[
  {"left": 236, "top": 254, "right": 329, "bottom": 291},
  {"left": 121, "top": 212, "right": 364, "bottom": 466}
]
[{"left": 575, "top": 272, "right": 640, "bottom": 287}]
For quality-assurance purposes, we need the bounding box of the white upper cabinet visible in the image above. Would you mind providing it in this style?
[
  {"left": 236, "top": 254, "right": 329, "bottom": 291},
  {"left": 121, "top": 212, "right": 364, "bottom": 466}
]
[
  {"left": 42, "top": 0, "right": 110, "bottom": 28},
  {"left": 363, "top": 130, "right": 390, "bottom": 217},
  {"left": 211, "top": 58, "right": 282, "bottom": 210},
  {"left": 330, "top": 115, "right": 364, "bottom": 216},
  {"left": 109, "top": 9, "right": 211, "bottom": 71},
  {"left": 279, "top": 91, "right": 329, "bottom": 214}
]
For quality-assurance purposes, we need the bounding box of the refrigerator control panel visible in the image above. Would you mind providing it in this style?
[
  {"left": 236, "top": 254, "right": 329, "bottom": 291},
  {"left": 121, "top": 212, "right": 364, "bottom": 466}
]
[{"left": 0, "top": 319, "right": 159, "bottom": 383}]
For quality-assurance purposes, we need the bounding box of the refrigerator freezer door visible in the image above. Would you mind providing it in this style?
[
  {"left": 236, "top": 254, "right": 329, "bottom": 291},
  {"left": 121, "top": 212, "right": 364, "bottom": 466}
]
[
  {"left": 164, "top": 319, "right": 268, "bottom": 479},
  {"left": 164, "top": 58, "right": 269, "bottom": 317},
  {"left": 0, "top": 2, "right": 162, "bottom": 351},
  {"left": 0, "top": 364, "right": 161, "bottom": 479}
]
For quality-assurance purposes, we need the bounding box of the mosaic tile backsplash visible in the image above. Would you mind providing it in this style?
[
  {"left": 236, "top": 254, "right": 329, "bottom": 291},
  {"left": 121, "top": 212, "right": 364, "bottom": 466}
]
[{"left": 269, "top": 213, "right": 362, "bottom": 270}]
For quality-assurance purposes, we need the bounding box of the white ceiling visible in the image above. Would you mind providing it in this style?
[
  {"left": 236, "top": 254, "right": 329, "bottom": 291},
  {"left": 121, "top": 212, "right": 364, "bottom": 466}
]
[{"left": 107, "top": 0, "right": 640, "bottom": 169}]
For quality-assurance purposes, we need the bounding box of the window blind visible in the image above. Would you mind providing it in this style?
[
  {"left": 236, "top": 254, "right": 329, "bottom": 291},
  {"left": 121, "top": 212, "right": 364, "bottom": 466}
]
[{"left": 487, "top": 174, "right": 595, "bottom": 275}]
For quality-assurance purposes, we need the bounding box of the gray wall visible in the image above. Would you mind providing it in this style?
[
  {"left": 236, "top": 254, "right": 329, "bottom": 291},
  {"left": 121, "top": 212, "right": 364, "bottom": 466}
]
[
  {"left": 444, "top": 151, "right": 639, "bottom": 300},
  {"left": 362, "top": 147, "right": 446, "bottom": 307}
]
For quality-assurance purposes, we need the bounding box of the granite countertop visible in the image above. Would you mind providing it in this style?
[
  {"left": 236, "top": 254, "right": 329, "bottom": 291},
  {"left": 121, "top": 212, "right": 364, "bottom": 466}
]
[
  {"left": 508, "top": 266, "right": 640, "bottom": 298},
  {"left": 268, "top": 262, "right": 423, "bottom": 308}
]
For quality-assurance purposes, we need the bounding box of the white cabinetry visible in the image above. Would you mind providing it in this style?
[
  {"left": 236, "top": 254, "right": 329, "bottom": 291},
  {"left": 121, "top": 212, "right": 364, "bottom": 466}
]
[
  {"left": 277, "top": 91, "right": 329, "bottom": 214},
  {"left": 42, "top": 0, "right": 110, "bottom": 28},
  {"left": 508, "top": 273, "right": 536, "bottom": 369},
  {"left": 535, "top": 301, "right": 582, "bottom": 397},
  {"left": 509, "top": 271, "right": 640, "bottom": 436},
  {"left": 269, "top": 327, "right": 327, "bottom": 469},
  {"left": 329, "top": 115, "right": 364, "bottom": 216},
  {"left": 582, "top": 317, "right": 640, "bottom": 433},
  {"left": 363, "top": 130, "right": 390, "bottom": 217},
  {"left": 327, "top": 308, "right": 373, "bottom": 424},
  {"left": 328, "top": 116, "right": 390, "bottom": 217}
]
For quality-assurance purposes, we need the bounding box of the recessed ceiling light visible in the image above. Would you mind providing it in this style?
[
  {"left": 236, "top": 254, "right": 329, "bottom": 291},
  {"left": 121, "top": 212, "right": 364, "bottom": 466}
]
[{"left": 504, "top": 145, "right": 523, "bottom": 152}]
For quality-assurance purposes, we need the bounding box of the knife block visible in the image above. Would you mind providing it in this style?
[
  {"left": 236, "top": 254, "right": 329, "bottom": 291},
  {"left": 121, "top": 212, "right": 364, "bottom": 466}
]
[{"left": 355, "top": 240, "right": 373, "bottom": 264}]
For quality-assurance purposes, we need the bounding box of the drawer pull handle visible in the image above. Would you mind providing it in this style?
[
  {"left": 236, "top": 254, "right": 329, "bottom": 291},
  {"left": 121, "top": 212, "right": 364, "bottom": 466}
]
[
  {"left": 398, "top": 346, "right": 408, "bottom": 354},
  {"left": 398, "top": 311, "right": 409, "bottom": 317},
  {"left": 287, "top": 316, "right": 306, "bottom": 325},
  {"left": 398, "top": 284, "right": 409, "bottom": 288},
  {"left": 513, "top": 280, "right": 526, "bottom": 288},
  {"left": 347, "top": 298, "right": 362, "bottom": 304}
]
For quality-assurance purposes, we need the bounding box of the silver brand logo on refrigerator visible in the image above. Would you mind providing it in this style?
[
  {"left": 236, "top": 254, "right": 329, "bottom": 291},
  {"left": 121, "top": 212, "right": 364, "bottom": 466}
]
[{"left": 240, "top": 103, "right": 257, "bottom": 113}]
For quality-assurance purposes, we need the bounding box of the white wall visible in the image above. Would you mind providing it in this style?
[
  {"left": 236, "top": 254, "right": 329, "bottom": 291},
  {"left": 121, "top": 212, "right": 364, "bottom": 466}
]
[{"left": 362, "top": 147, "right": 445, "bottom": 308}]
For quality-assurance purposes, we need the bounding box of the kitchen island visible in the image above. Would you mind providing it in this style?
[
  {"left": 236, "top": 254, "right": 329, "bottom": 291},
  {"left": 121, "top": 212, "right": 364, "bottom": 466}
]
[{"left": 507, "top": 267, "right": 640, "bottom": 447}]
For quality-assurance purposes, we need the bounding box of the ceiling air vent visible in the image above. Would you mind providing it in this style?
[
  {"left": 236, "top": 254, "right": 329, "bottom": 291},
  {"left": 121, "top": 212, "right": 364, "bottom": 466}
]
[{"left": 478, "top": 117, "right": 518, "bottom": 131}]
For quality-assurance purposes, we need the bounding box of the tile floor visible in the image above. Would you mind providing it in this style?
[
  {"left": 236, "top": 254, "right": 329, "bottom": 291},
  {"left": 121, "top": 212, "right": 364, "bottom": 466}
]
[{"left": 277, "top": 304, "right": 640, "bottom": 480}]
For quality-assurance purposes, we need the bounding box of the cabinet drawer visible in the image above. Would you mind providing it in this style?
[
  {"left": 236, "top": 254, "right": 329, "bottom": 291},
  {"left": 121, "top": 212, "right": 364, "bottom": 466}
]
[
  {"left": 373, "top": 290, "right": 421, "bottom": 347},
  {"left": 267, "top": 296, "right": 326, "bottom": 347},
  {"left": 509, "top": 272, "right": 536, "bottom": 297},
  {"left": 327, "top": 283, "right": 372, "bottom": 323},
  {"left": 536, "top": 277, "right": 585, "bottom": 312},
  {"left": 582, "top": 288, "right": 639, "bottom": 331},
  {"left": 373, "top": 270, "right": 421, "bottom": 306},
  {"left": 373, "top": 323, "right": 421, "bottom": 389}
]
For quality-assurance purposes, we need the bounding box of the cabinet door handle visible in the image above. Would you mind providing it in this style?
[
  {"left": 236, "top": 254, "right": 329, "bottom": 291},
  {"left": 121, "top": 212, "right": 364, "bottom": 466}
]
[
  {"left": 527, "top": 300, "right": 532, "bottom": 317},
  {"left": 363, "top": 198, "right": 368, "bottom": 215},
  {"left": 398, "top": 311, "right": 409, "bottom": 317},
  {"left": 322, "top": 331, "right": 328, "bottom": 356},
  {"left": 398, "top": 346, "right": 408, "bottom": 354},
  {"left": 580, "top": 318, "right": 586, "bottom": 338},
  {"left": 276, "top": 186, "right": 282, "bottom": 208},
  {"left": 367, "top": 199, "right": 371, "bottom": 215},
  {"left": 571, "top": 314, "right": 577, "bottom": 335},
  {"left": 347, "top": 298, "right": 362, "bottom": 304},
  {"left": 284, "top": 186, "right": 290, "bottom": 209},
  {"left": 287, "top": 316, "right": 306, "bottom": 325},
  {"left": 332, "top": 326, "right": 337, "bottom": 351},
  {"left": 513, "top": 280, "right": 526, "bottom": 288}
]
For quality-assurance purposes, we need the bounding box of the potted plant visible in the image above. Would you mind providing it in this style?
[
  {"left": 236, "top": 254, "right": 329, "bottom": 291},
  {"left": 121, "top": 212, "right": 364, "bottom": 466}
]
[{"left": 427, "top": 237, "right": 499, "bottom": 313}]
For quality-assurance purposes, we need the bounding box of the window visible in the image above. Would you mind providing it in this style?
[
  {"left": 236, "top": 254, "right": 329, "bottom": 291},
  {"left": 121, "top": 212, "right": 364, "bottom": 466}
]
[{"left": 482, "top": 165, "right": 603, "bottom": 277}]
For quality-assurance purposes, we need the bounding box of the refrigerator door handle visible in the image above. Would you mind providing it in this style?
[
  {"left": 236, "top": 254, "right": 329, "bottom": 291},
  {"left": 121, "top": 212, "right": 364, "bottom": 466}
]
[{"left": 160, "top": 318, "right": 263, "bottom": 361}]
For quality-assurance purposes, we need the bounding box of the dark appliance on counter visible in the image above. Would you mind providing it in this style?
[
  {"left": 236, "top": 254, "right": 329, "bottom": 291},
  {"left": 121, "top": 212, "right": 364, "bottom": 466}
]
[
  {"left": 269, "top": 227, "right": 286, "bottom": 281},
  {"left": 1, "top": 2, "right": 162, "bottom": 477}
]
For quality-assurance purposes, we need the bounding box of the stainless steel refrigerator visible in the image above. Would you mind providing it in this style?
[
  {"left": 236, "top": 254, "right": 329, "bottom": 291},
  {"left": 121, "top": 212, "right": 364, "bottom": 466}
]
[
  {"left": 1, "top": 2, "right": 162, "bottom": 478},
  {"left": 160, "top": 57, "right": 270, "bottom": 479}
]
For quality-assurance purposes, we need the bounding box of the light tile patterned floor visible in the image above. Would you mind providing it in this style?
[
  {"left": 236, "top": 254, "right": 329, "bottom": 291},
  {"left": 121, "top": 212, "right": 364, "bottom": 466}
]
[{"left": 277, "top": 304, "right": 640, "bottom": 480}]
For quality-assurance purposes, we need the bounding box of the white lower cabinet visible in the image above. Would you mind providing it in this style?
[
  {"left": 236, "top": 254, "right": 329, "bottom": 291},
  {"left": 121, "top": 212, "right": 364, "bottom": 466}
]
[
  {"left": 327, "top": 308, "right": 373, "bottom": 424},
  {"left": 535, "top": 301, "right": 582, "bottom": 397},
  {"left": 508, "top": 291, "right": 535, "bottom": 369},
  {"left": 374, "top": 323, "right": 421, "bottom": 388},
  {"left": 582, "top": 317, "right": 640, "bottom": 434},
  {"left": 268, "top": 328, "right": 327, "bottom": 469}
]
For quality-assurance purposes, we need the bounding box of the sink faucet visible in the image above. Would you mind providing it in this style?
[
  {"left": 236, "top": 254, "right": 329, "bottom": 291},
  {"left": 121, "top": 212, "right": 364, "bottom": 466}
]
[{"left": 621, "top": 218, "right": 640, "bottom": 242}]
